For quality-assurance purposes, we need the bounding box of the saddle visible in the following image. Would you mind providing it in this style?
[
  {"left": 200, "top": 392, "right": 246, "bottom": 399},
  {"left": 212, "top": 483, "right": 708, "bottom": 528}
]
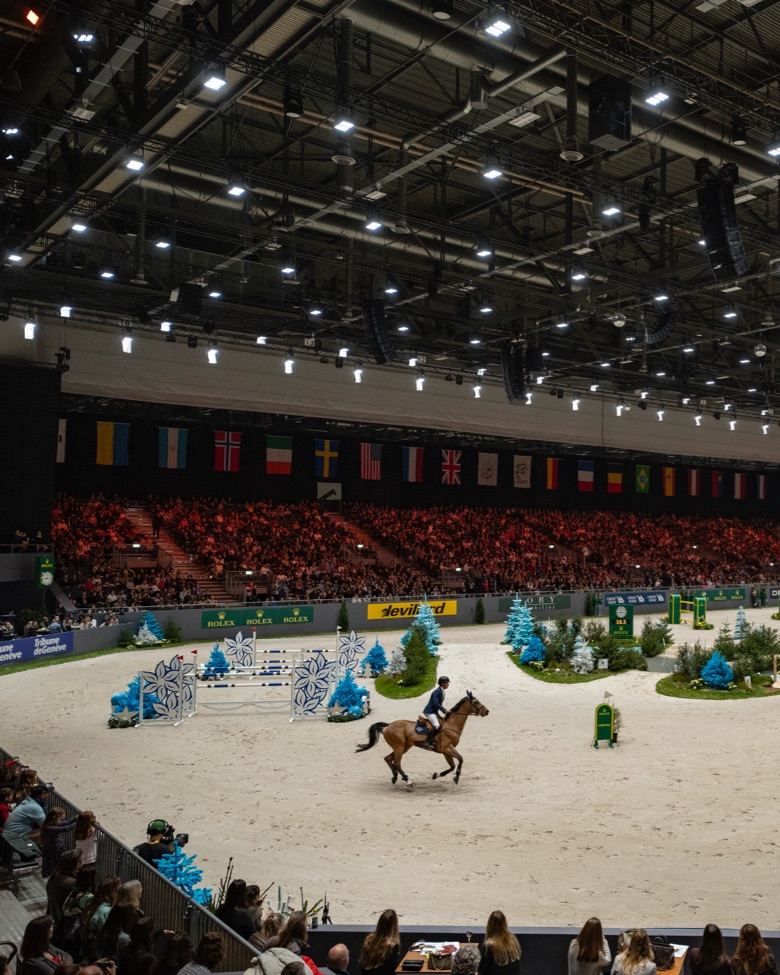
[{"left": 415, "top": 715, "right": 432, "bottom": 736}]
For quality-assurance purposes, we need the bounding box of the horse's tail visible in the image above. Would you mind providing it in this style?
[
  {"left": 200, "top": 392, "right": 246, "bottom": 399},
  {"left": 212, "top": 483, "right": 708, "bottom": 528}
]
[{"left": 355, "top": 721, "right": 388, "bottom": 752}]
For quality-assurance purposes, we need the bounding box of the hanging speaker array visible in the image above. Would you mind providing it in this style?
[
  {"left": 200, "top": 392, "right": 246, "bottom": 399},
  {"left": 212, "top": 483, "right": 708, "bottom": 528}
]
[{"left": 362, "top": 299, "right": 396, "bottom": 364}]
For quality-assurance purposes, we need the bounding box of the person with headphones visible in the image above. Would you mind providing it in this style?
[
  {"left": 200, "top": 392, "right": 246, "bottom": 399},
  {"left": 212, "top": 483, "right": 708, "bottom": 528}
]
[
  {"left": 132, "top": 821, "right": 175, "bottom": 868},
  {"left": 422, "top": 676, "right": 451, "bottom": 750}
]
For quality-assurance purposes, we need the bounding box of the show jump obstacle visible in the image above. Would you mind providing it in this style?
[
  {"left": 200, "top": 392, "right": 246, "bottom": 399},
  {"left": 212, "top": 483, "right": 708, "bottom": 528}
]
[
  {"left": 137, "top": 628, "right": 367, "bottom": 725},
  {"left": 668, "top": 593, "right": 707, "bottom": 626}
]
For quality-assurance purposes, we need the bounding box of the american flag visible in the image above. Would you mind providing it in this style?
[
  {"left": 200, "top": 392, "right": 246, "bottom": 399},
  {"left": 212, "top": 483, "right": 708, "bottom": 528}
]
[
  {"left": 360, "top": 442, "right": 382, "bottom": 480},
  {"left": 441, "top": 448, "right": 462, "bottom": 485}
]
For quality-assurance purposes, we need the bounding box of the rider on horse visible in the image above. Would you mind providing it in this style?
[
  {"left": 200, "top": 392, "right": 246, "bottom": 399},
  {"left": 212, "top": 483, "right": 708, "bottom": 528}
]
[{"left": 422, "top": 675, "right": 450, "bottom": 750}]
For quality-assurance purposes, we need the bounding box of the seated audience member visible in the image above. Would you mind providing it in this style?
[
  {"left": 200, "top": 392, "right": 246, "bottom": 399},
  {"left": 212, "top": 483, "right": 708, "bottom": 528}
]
[
  {"left": 688, "top": 924, "right": 730, "bottom": 975},
  {"left": 358, "top": 910, "right": 400, "bottom": 975},
  {"left": 4, "top": 784, "right": 49, "bottom": 839},
  {"left": 93, "top": 906, "right": 139, "bottom": 962},
  {"left": 245, "top": 885, "right": 267, "bottom": 930},
  {"left": 319, "top": 945, "right": 350, "bottom": 975},
  {"left": 148, "top": 936, "right": 192, "bottom": 975},
  {"left": 175, "top": 933, "right": 224, "bottom": 975},
  {"left": 41, "top": 807, "right": 78, "bottom": 878},
  {"left": 215, "top": 880, "right": 257, "bottom": 940},
  {"left": 47, "top": 850, "right": 84, "bottom": 925},
  {"left": 118, "top": 917, "right": 156, "bottom": 975},
  {"left": 263, "top": 913, "right": 308, "bottom": 958},
  {"left": 257, "top": 948, "right": 304, "bottom": 975},
  {"left": 13, "top": 767, "right": 39, "bottom": 802},
  {"left": 568, "top": 917, "right": 611, "bottom": 975},
  {"left": 59, "top": 865, "right": 97, "bottom": 953},
  {"left": 133, "top": 822, "right": 175, "bottom": 869},
  {"left": 730, "top": 925, "right": 777, "bottom": 975},
  {"left": 452, "top": 947, "right": 480, "bottom": 975},
  {"left": 74, "top": 811, "right": 100, "bottom": 867},
  {"left": 81, "top": 876, "right": 121, "bottom": 949},
  {"left": 478, "top": 911, "right": 521, "bottom": 975},
  {"left": 19, "top": 916, "right": 73, "bottom": 975},
  {"left": 611, "top": 930, "right": 656, "bottom": 975},
  {"left": 280, "top": 964, "right": 307, "bottom": 975},
  {"left": 0, "top": 786, "right": 13, "bottom": 829}
]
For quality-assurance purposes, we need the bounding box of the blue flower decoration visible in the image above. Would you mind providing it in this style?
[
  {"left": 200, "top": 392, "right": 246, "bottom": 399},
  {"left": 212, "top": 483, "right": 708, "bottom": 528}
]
[
  {"left": 338, "top": 629, "right": 365, "bottom": 673},
  {"left": 141, "top": 655, "right": 185, "bottom": 703},
  {"left": 293, "top": 651, "right": 336, "bottom": 716},
  {"left": 224, "top": 631, "right": 254, "bottom": 667}
]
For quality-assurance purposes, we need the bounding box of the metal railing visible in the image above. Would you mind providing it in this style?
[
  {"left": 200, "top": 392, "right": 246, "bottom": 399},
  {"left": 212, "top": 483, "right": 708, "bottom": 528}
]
[{"left": 0, "top": 747, "right": 256, "bottom": 973}]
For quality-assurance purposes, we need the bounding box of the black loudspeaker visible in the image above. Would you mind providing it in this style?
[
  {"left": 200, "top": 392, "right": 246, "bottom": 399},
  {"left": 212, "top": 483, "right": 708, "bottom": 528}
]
[
  {"left": 588, "top": 75, "right": 632, "bottom": 150},
  {"left": 362, "top": 299, "right": 395, "bottom": 364},
  {"left": 696, "top": 180, "right": 749, "bottom": 281},
  {"left": 501, "top": 342, "right": 525, "bottom": 403},
  {"left": 178, "top": 283, "right": 203, "bottom": 316}
]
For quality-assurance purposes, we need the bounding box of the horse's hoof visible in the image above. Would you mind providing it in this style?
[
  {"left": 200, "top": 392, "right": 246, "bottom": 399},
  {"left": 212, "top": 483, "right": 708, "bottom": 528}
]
[
  {"left": 405, "top": 781, "right": 414, "bottom": 789},
  {"left": 432, "top": 772, "right": 438, "bottom": 780}
]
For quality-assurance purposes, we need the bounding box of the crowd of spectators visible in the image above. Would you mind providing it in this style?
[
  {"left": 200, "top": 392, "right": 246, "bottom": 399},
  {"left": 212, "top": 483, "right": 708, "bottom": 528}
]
[{"left": 41, "top": 495, "right": 780, "bottom": 611}]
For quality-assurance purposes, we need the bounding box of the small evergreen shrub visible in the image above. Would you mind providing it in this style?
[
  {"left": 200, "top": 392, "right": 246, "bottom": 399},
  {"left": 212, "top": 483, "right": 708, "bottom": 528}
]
[
  {"left": 700, "top": 650, "right": 734, "bottom": 690},
  {"left": 117, "top": 625, "right": 134, "bottom": 648},
  {"left": 337, "top": 599, "right": 349, "bottom": 631},
  {"left": 641, "top": 619, "right": 670, "bottom": 657},
  {"left": 474, "top": 598, "right": 486, "bottom": 624},
  {"left": 163, "top": 619, "right": 183, "bottom": 642},
  {"left": 676, "top": 641, "right": 713, "bottom": 680},
  {"left": 400, "top": 624, "right": 429, "bottom": 685},
  {"left": 612, "top": 647, "right": 647, "bottom": 671},
  {"left": 520, "top": 635, "right": 546, "bottom": 664},
  {"left": 713, "top": 622, "right": 737, "bottom": 659}
]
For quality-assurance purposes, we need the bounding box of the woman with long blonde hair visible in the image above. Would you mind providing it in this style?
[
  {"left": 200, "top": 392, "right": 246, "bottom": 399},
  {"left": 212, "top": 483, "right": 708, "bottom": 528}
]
[
  {"left": 359, "top": 909, "right": 400, "bottom": 975},
  {"left": 478, "top": 910, "right": 521, "bottom": 975},
  {"left": 611, "top": 930, "right": 655, "bottom": 975},
  {"left": 730, "top": 924, "right": 777, "bottom": 975},
  {"left": 568, "top": 917, "right": 610, "bottom": 975}
]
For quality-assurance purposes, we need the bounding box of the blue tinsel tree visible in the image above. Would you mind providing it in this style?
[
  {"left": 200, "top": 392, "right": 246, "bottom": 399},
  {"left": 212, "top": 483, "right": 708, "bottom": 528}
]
[
  {"left": 202, "top": 643, "right": 230, "bottom": 679},
  {"left": 329, "top": 669, "right": 369, "bottom": 717},
  {"left": 504, "top": 594, "right": 529, "bottom": 648},
  {"left": 400, "top": 600, "right": 441, "bottom": 656},
  {"left": 361, "top": 639, "right": 388, "bottom": 677},
  {"left": 700, "top": 650, "right": 734, "bottom": 689},
  {"left": 139, "top": 612, "right": 165, "bottom": 640},
  {"left": 520, "top": 635, "right": 546, "bottom": 664},
  {"left": 156, "top": 844, "right": 213, "bottom": 905},
  {"left": 111, "top": 674, "right": 160, "bottom": 719}
]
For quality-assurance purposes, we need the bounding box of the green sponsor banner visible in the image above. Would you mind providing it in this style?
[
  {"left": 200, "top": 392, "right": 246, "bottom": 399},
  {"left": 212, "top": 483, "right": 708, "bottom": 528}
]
[
  {"left": 200, "top": 606, "right": 314, "bottom": 629},
  {"left": 37, "top": 555, "right": 55, "bottom": 588},
  {"left": 690, "top": 587, "right": 746, "bottom": 603},
  {"left": 609, "top": 603, "right": 634, "bottom": 637},
  {"left": 498, "top": 594, "right": 572, "bottom": 612}
]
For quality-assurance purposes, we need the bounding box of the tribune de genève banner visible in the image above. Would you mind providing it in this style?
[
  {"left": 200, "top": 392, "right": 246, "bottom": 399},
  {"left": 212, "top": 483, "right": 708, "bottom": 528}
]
[
  {"left": 366, "top": 600, "right": 458, "bottom": 620},
  {"left": 0, "top": 631, "right": 74, "bottom": 665},
  {"left": 200, "top": 606, "right": 314, "bottom": 629}
]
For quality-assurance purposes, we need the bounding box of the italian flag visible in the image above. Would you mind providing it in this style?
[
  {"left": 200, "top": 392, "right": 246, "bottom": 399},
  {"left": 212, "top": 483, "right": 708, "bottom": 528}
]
[{"left": 266, "top": 435, "right": 292, "bottom": 475}]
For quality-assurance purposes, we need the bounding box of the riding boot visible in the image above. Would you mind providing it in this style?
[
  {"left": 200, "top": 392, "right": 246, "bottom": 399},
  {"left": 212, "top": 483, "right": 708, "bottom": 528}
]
[{"left": 423, "top": 727, "right": 438, "bottom": 751}]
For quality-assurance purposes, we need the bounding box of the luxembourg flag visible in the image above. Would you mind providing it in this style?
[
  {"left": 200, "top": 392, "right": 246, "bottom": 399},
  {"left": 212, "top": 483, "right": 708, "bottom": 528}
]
[
  {"left": 402, "top": 445, "right": 424, "bottom": 483},
  {"left": 158, "top": 427, "right": 188, "bottom": 469},
  {"left": 734, "top": 472, "right": 747, "bottom": 500}
]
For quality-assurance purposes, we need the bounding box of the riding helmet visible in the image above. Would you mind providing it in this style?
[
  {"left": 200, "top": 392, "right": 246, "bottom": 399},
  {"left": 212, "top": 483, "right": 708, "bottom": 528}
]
[{"left": 438, "top": 676, "right": 450, "bottom": 685}]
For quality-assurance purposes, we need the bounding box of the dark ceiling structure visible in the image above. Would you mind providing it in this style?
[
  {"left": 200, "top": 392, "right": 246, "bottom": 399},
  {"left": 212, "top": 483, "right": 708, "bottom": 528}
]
[{"left": 3, "top": 0, "right": 780, "bottom": 419}]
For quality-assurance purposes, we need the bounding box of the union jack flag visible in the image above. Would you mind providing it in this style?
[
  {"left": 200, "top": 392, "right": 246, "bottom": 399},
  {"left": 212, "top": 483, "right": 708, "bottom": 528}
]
[{"left": 441, "top": 449, "right": 462, "bottom": 485}]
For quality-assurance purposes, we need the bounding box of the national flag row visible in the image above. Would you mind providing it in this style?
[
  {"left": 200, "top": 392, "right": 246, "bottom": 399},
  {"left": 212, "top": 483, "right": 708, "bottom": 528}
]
[{"left": 575, "top": 460, "right": 767, "bottom": 500}]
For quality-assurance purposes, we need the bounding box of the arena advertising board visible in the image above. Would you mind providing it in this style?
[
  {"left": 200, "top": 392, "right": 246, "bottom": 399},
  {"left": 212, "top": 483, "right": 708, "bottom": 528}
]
[
  {"left": 603, "top": 591, "right": 667, "bottom": 606},
  {"left": 0, "top": 631, "right": 74, "bottom": 665},
  {"left": 497, "top": 594, "right": 572, "bottom": 612},
  {"left": 690, "top": 587, "right": 746, "bottom": 602},
  {"left": 200, "top": 606, "right": 314, "bottom": 629},
  {"left": 366, "top": 600, "right": 458, "bottom": 620}
]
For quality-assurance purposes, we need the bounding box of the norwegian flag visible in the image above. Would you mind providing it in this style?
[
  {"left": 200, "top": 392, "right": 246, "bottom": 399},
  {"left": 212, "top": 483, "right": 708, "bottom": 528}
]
[
  {"left": 441, "top": 449, "right": 462, "bottom": 485},
  {"left": 214, "top": 430, "right": 242, "bottom": 472}
]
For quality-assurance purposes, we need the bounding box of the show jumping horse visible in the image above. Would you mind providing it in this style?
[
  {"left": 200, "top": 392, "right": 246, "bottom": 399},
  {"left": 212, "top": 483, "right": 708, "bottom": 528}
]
[{"left": 355, "top": 691, "right": 489, "bottom": 787}]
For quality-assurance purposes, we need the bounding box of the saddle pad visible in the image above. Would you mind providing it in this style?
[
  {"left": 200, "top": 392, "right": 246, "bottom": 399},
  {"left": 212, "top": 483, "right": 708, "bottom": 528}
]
[{"left": 415, "top": 722, "right": 428, "bottom": 735}]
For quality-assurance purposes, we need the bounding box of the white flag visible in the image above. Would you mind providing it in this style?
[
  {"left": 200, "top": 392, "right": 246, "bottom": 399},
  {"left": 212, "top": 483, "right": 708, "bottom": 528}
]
[
  {"left": 514, "top": 454, "right": 531, "bottom": 488},
  {"left": 477, "top": 452, "right": 498, "bottom": 487}
]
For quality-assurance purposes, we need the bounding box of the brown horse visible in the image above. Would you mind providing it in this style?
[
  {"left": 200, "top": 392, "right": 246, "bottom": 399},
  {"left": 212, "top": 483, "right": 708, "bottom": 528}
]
[{"left": 356, "top": 691, "right": 489, "bottom": 787}]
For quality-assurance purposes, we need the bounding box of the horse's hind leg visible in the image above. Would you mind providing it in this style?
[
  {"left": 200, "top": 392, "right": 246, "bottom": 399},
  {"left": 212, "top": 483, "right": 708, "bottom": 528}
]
[
  {"left": 432, "top": 749, "right": 456, "bottom": 781},
  {"left": 383, "top": 752, "right": 399, "bottom": 785},
  {"left": 394, "top": 746, "right": 414, "bottom": 789}
]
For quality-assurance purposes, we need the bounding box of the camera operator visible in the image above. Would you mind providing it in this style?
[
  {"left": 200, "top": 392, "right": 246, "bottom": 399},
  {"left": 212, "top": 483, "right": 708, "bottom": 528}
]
[{"left": 132, "top": 821, "right": 176, "bottom": 869}]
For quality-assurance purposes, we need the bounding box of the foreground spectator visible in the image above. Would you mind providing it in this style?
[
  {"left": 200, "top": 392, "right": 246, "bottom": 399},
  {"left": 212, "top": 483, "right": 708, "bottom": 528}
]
[
  {"left": 118, "top": 917, "right": 156, "bottom": 975},
  {"left": 451, "top": 947, "right": 479, "bottom": 975},
  {"left": 264, "top": 913, "right": 308, "bottom": 958},
  {"left": 730, "top": 925, "right": 777, "bottom": 975},
  {"left": 176, "top": 934, "right": 224, "bottom": 975},
  {"left": 358, "top": 909, "right": 400, "bottom": 975},
  {"left": 4, "top": 784, "right": 50, "bottom": 840},
  {"left": 568, "top": 917, "right": 611, "bottom": 975},
  {"left": 215, "top": 879, "right": 257, "bottom": 940},
  {"left": 19, "top": 916, "right": 72, "bottom": 975},
  {"left": 82, "top": 876, "right": 121, "bottom": 950},
  {"left": 478, "top": 911, "right": 521, "bottom": 975},
  {"left": 611, "top": 930, "right": 656, "bottom": 975}
]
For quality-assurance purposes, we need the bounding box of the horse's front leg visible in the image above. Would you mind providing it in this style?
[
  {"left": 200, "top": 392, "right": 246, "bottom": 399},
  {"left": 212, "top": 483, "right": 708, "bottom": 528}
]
[
  {"left": 452, "top": 747, "right": 464, "bottom": 783},
  {"left": 432, "top": 747, "right": 456, "bottom": 780}
]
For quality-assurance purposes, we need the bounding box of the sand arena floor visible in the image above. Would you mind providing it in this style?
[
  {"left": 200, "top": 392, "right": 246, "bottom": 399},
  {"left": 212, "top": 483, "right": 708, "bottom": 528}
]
[{"left": 3, "top": 608, "right": 780, "bottom": 930}]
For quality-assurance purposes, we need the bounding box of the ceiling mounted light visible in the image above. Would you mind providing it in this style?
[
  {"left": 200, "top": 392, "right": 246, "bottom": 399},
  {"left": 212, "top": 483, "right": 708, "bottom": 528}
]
[
  {"left": 644, "top": 80, "right": 670, "bottom": 107},
  {"left": 432, "top": 0, "right": 453, "bottom": 19},
  {"left": 729, "top": 417, "right": 737, "bottom": 431},
  {"left": 409, "top": 356, "right": 418, "bottom": 367},
  {"left": 354, "top": 364, "right": 363, "bottom": 383},
  {"left": 24, "top": 317, "right": 36, "bottom": 340},
  {"left": 754, "top": 341, "right": 767, "bottom": 357},
  {"left": 72, "top": 25, "right": 95, "bottom": 44},
  {"left": 572, "top": 396, "right": 580, "bottom": 411},
  {"left": 694, "top": 413, "right": 702, "bottom": 426},
  {"left": 654, "top": 293, "right": 669, "bottom": 302},
  {"left": 682, "top": 341, "right": 695, "bottom": 353},
  {"left": 616, "top": 399, "right": 625, "bottom": 416},
  {"left": 571, "top": 268, "right": 587, "bottom": 282},
  {"left": 284, "top": 349, "right": 295, "bottom": 374},
  {"left": 309, "top": 303, "right": 323, "bottom": 317},
  {"left": 657, "top": 407, "right": 665, "bottom": 421},
  {"left": 59, "top": 304, "right": 72, "bottom": 318},
  {"left": 397, "top": 321, "right": 410, "bottom": 333},
  {"left": 227, "top": 179, "right": 246, "bottom": 197},
  {"left": 256, "top": 335, "right": 267, "bottom": 345},
  {"left": 763, "top": 423, "right": 770, "bottom": 435},
  {"left": 284, "top": 89, "right": 304, "bottom": 118},
  {"left": 384, "top": 276, "right": 399, "bottom": 295},
  {"left": 207, "top": 344, "right": 219, "bottom": 365},
  {"left": 203, "top": 65, "right": 227, "bottom": 91},
  {"left": 26, "top": 9, "right": 41, "bottom": 26},
  {"left": 208, "top": 290, "right": 221, "bottom": 298},
  {"left": 482, "top": 5, "right": 512, "bottom": 37},
  {"left": 723, "top": 306, "right": 738, "bottom": 319},
  {"left": 415, "top": 370, "right": 425, "bottom": 391},
  {"left": 7, "top": 252, "right": 23, "bottom": 263},
  {"left": 122, "top": 329, "right": 133, "bottom": 354},
  {"left": 555, "top": 315, "right": 569, "bottom": 329},
  {"left": 767, "top": 129, "right": 780, "bottom": 158},
  {"left": 731, "top": 117, "right": 748, "bottom": 146},
  {"left": 160, "top": 321, "right": 172, "bottom": 332},
  {"left": 155, "top": 237, "right": 171, "bottom": 250},
  {"left": 365, "top": 210, "right": 383, "bottom": 231},
  {"left": 602, "top": 196, "right": 621, "bottom": 217},
  {"left": 124, "top": 152, "right": 144, "bottom": 172},
  {"left": 469, "top": 333, "right": 483, "bottom": 345},
  {"left": 476, "top": 239, "right": 493, "bottom": 258},
  {"left": 71, "top": 219, "right": 87, "bottom": 233},
  {"left": 100, "top": 268, "right": 115, "bottom": 280},
  {"left": 338, "top": 345, "right": 350, "bottom": 358},
  {"left": 333, "top": 106, "right": 354, "bottom": 133},
  {"left": 481, "top": 155, "right": 503, "bottom": 180}
]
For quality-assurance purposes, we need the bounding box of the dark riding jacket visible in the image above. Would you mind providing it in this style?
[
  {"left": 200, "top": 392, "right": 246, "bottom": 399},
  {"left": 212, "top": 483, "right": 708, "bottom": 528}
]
[{"left": 424, "top": 686, "right": 447, "bottom": 716}]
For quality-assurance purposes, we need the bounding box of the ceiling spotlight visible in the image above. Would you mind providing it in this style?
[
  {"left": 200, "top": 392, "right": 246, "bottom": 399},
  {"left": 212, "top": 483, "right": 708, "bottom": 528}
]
[
  {"left": 397, "top": 321, "right": 410, "bottom": 333},
  {"left": 481, "top": 155, "right": 503, "bottom": 180},
  {"left": 208, "top": 290, "right": 221, "bottom": 298},
  {"left": 60, "top": 304, "right": 72, "bottom": 318},
  {"left": 723, "top": 306, "right": 738, "bottom": 319},
  {"left": 731, "top": 117, "right": 748, "bottom": 146},
  {"left": 572, "top": 396, "right": 580, "bottom": 411},
  {"left": 763, "top": 423, "right": 769, "bottom": 435},
  {"left": 571, "top": 268, "right": 587, "bottom": 282},
  {"left": 333, "top": 106, "right": 355, "bottom": 133},
  {"left": 71, "top": 219, "right": 88, "bottom": 233},
  {"left": 729, "top": 417, "right": 737, "bottom": 431},
  {"left": 644, "top": 81, "right": 670, "bottom": 107},
  {"left": 476, "top": 239, "right": 493, "bottom": 258},
  {"left": 657, "top": 408, "right": 665, "bottom": 421},
  {"left": 473, "top": 382, "right": 482, "bottom": 398},
  {"left": 284, "top": 350, "right": 295, "bottom": 374},
  {"left": 555, "top": 315, "right": 569, "bottom": 329},
  {"left": 256, "top": 335, "right": 267, "bottom": 345},
  {"left": 124, "top": 152, "right": 144, "bottom": 172},
  {"left": 160, "top": 320, "right": 172, "bottom": 332},
  {"left": 227, "top": 180, "right": 246, "bottom": 197},
  {"left": 612, "top": 311, "right": 626, "bottom": 327},
  {"left": 281, "top": 262, "right": 296, "bottom": 275},
  {"left": 207, "top": 344, "right": 219, "bottom": 365},
  {"left": 72, "top": 27, "right": 95, "bottom": 44},
  {"left": 482, "top": 5, "right": 512, "bottom": 37},
  {"left": 203, "top": 65, "right": 227, "bottom": 91},
  {"left": 309, "top": 304, "right": 323, "bottom": 317},
  {"left": 26, "top": 9, "right": 40, "bottom": 25},
  {"left": 155, "top": 238, "right": 171, "bottom": 250},
  {"left": 432, "top": 0, "right": 453, "bottom": 18},
  {"left": 354, "top": 365, "right": 363, "bottom": 383},
  {"left": 384, "top": 276, "right": 399, "bottom": 295},
  {"left": 654, "top": 293, "right": 669, "bottom": 302},
  {"left": 365, "top": 210, "right": 383, "bottom": 231},
  {"left": 24, "top": 318, "right": 36, "bottom": 340},
  {"left": 754, "top": 342, "right": 767, "bottom": 357},
  {"left": 602, "top": 196, "right": 621, "bottom": 217},
  {"left": 682, "top": 341, "right": 695, "bottom": 353},
  {"left": 694, "top": 412, "right": 702, "bottom": 426},
  {"left": 283, "top": 89, "right": 304, "bottom": 118},
  {"left": 100, "top": 268, "right": 115, "bottom": 280},
  {"left": 122, "top": 329, "right": 133, "bottom": 354},
  {"left": 768, "top": 130, "right": 780, "bottom": 158},
  {"left": 469, "top": 333, "right": 483, "bottom": 345},
  {"left": 416, "top": 370, "right": 425, "bottom": 392}
]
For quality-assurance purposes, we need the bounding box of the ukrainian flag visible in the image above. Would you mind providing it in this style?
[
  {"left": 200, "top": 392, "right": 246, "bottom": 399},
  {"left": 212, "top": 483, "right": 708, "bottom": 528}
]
[{"left": 96, "top": 421, "right": 130, "bottom": 466}]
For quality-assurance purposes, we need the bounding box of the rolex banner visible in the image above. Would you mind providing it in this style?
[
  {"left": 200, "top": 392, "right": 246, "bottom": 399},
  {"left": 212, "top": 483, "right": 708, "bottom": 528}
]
[{"left": 201, "top": 606, "right": 314, "bottom": 629}]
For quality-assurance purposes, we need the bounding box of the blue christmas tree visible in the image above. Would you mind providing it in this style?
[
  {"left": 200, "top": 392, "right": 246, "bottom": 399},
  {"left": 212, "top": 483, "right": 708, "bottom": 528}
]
[
  {"left": 520, "top": 635, "right": 546, "bottom": 665},
  {"left": 202, "top": 643, "right": 230, "bottom": 679},
  {"left": 139, "top": 612, "right": 165, "bottom": 640},
  {"left": 111, "top": 675, "right": 161, "bottom": 720},
  {"left": 361, "top": 639, "right": 388, "bottom": 677},
  {"left": 700, "top": 650, "right": 734, "bottom": 689},
  {"left": 328, "top": 669, "right": 369, "bottom": 718},
  {"left": 156, "top": 843, "right": 213, "bottom": 905},
  {"left": 400, "top": 600, "right": 441, "bottom": 656},
  {"left": 504, "top": 594, "right": 530, "bottom": 649},
  {"left": 733, "top": 606, "right": 748, "bottom": 643}
]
